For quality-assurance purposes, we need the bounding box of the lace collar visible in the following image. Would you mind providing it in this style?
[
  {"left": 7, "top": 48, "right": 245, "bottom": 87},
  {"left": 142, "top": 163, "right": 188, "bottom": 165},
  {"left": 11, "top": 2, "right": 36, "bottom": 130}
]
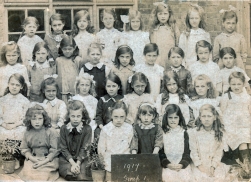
[
  {"left": 138, "top": 123, "right": 155, "bottom": 129},
  {"left": 85, "top": 62, "right": 104, "bottom": 70},
  {"left": 66, "top": 122, "right": 83, "bottom": 133}
]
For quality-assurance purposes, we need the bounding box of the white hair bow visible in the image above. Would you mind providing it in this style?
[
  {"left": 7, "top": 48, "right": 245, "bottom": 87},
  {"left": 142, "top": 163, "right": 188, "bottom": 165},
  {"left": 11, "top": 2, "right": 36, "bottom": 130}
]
[
  {"left": 153, "top": 1, "right": 168, "bottom": 8},
  {"left": 44, "top": 74, "right": 58, "bottom": 80},
  {"left": 77, "top": 73, "right": 96, "bottom": 85},
  {"left": 120, "top": 15, "right": 129, "bottom": 24},
  {"left": 219, "top": 5, "right": 236, "bottom": 14}
]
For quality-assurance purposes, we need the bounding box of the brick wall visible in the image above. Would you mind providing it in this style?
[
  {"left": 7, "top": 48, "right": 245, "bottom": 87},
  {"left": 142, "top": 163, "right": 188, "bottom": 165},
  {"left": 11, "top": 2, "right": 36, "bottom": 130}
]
[
  {"left": 138, "top": 0, "right": 240, "bottom": 43},
  {"left": 0, "top": 0, "right": 4, "bottom": 45}
]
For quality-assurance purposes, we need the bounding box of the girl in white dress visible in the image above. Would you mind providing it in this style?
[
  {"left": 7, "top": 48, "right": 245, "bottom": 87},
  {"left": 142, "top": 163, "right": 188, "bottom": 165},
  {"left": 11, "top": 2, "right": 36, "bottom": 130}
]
[
  {"left": 17, "top": 16, "right": 43, "bottom": 67},
  {"left": 179, "top": 4, "right": 211, "bottom": 69},
  {"left": 72, "top": 10, "right": 95, "bottom": 60},
  {"left": 120, "top": 10, "right": 150, "bottom": 65},
  {"left": 219, "top": 47, "right": 250, "bottom": 93},
  {"left": 160, "top": 104, "right": 192, "bottom": 182},
  {"left": 220, "top": 72, "right": 251, "bottom": 173},
  {"left": 72, "top": 73, "right": 98, "bottom": 141},
  {"left": 156, "top": 70, "right": 192, "bottom": 126},
  {"left": 189, "top": 104, "right": 229, "bottom": 182},
  {"left": 98, "top": 101, "right": 135, "bottom": 182}
]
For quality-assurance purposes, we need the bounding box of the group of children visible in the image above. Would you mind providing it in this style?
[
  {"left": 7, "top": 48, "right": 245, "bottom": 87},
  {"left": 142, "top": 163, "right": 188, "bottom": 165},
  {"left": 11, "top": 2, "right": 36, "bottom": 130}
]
[{"left": 0, "top": 2, "right": 250, "bottom": 182}]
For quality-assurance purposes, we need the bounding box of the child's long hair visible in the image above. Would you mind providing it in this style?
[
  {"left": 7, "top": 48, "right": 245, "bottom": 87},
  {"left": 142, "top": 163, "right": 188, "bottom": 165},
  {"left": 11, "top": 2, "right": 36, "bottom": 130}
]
[
  {"left": 100, "top": 8, "right": 119, "bottom": 30},
  {"left": 109, "top": 100, "right": 128, "bottom": 119},
  {"left": 125, "top": 10, "right": 144, "bottom": 31},
  {"left": 40, "top": 77, "right": 61, "bottom": 100},
  {"left": 114, "top": 45, "right": 135, "bottom": 69},
  {"left": 149, "top": 3, "right": 178, "bottom": 44},
  {"left": 0, "top": 41, "right": 22, "bottom": 66},
  {"left": 58, "top": 36, "right": 79, "bottom": 60},
  {"left": 75, "top": 73, "right": 96, "bottom": 97},
  {"left": 162, "top": 104, "right": 186, "bottom": 133},
  {"left": 106, "top": 72, "right": 123, "bottom": 96},
  {"left": 71, "top": 10, "right": 95, "bottom": 37},
  {"left": 23, "top": 104, "right": 51, "bottom": 131},
  {"left": 135, "top": 102, "right": 159, "bottom": 124},
  {"left": 168, "top": 47, "right": 185, "bottom": 59},
  {"left": 31, "top": 42, "right": 55, "bottom": 70},
  {"left": 65, "top": 100, "right": 91, "bottom": 125},
  {"left": 126, "top": 72, "right": 150, "bottom": 94},
  {"left": 195, "top": 40, "right": 212, "bottom": 61},
  {"left": 219, "top": 47, "right": 236, "bottom": 59},
  {"left": 192, "top": 74, "right": 216, "bottom": 99},
  {"left": 49, "top": 13, "right": 65, "bottom": 33},
  {"left": 185, "top": 4, "right": 206, "bottom": 36},
  {"left": 160, "top": 70, "right": 185, "bottom": 105},
  {"left": 4, "top": 73, "right": 28, "bottom": 97},
  {"left": 227, "top": 71, "right": 245, "bottom": 95},
  {"left": 143, "top": 43, "right": 159, "bottom": 56},
  {"left": 195, "top": 104, "right": 224, "bottom": 142},
  {"left": 20, "top": 16, "right": 39, "bottom": 39}
]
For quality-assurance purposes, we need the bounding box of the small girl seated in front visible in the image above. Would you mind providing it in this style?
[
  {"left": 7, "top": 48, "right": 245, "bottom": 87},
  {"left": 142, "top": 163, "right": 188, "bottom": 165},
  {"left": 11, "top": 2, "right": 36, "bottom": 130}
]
[
  {"left": 0, "top": 74, "right": 29, "bottom": 141},
  {"left": 165, "top": 47, "right": 193, "bottom": 95},
  {"left": 41, "top": 77, "right": 67, "bottom": 131},
  {"left": 95, "top": 72, "right": 123, "bottom": 136},
  {"left": 133, "top": 43, "right": 164, "bottom": 100},
  {"left": 189, "top": 40, "right": 222, "bottom": 95},
  {"left": 19, "top": 104, "right": 60, "bottom": 181},
  {"left": 186, "top": 74, "right": 220, "bottom": 120},
  {"left": 72, "top": 73, "right": 98, "bottom": 140},
  {"left": 219, "top": 47, "right": 250, "bottom": 93},
  {"left": 59, "top": 100, "right": 92, "bottom": 181},
  {"left": 79, "top": 43, "right": 111, "bottom": 100},
  {"left": 98, "top": 101, "right": 135, "bottom": 182},
  {"left": 131, "top": 102, "right": 163, "bottom": 154},
  {"left": 123, "top": 72, "right": 154, "bottom": 125},
  {"left": 159, "top": 104, "right": 192, "bottom": 182},
  {"left": 155, "top": 71, "right": 193, "bottom": 127},
  {"left": 189, "top": 104, "right": 228, "bottom": 181},
  {"left": 28, "top": 42, "right": 56, "bottom": 102}
]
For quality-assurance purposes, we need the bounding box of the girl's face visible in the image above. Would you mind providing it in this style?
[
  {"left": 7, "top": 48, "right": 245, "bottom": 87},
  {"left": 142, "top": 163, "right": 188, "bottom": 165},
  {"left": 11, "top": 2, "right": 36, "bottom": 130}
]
[
  {"left": 139, "top": 111, "right": 154, "bottom": 125},
  {"left": 51, "top": 20, "right": 65, "bottom": 35},
  {"left": 222, "top": 53, "right": 235, "bottom": 69},
  {"left": 24, "top": 22, "right": 37, "bottom": 38},
  {"left": 167, "top": 112, "right": 179, "bottom": 129},
  {"left": 230, "top": 78, "right": 244, "bottom": 94},
  {"left": 62, "top": 46, "right": 75, "bottom": 58},
  {"left": 31, "top": 114, "right": 44, "bottom": 130},
  {"left": 106, "top": 79, "right": 119, "bottom": 97},
  {"left": 111, "top": 108, "right": 126, "bottom": 127},
  {"left": 44, "top": 85, "right": 57, "bottom": 101},
  {"left": 169, "top": 52, "right": 183, "bottom": 68},
  {"left": 6, "top": 50, "right": 19, "bottom": 65},
  {"left": 195, "top": 80, "right": 208, "bottom": 98},
  {"left": 102, "top": 12, "right": 115, "bottom": 29},
  {"left": 69, "top": 109, "right": 82, "bottom": 127},
  {"left": 200, "top": 110, "right": 215, "bottom": 131},
  {"left": 222, "top": 17, "right": 236, "bottom": 34},
  {"left": 77, "top": 16, "right": 88, "bottom": 31},
  {"left": 132, "top": 80, "right": 147, "bottom": 96},
  {"left": 89, "top": 48, "right": 101, "bottom": 65},
  {"left": 197, "top": 47, "right": 210, "bottom": 63},
  {"left": 157, "top": 9, "right": 169, "bottom": 24},
  {"left": 78, "top": 79, "right": 91, "bottom": 96},
  {"left": 145, "top": 51, "right": 158, "bottom": 66},
  {"left": 36, "top": 47, "right": 48, "bottom": 64},
  {"left": 189, "top": 10, "right": 201, "bottom": 29},
  {"left": 8, "top": 77, "right": 23, "bottom": 95},
  {"left": 130, "top": 17, "right": 141, "bottom": 31},
  {"left": 118, "top": 52, "right": 131, "bottom": 67},
  {"left": 166, "top": 78, "right": 178, "bottom": 94}
]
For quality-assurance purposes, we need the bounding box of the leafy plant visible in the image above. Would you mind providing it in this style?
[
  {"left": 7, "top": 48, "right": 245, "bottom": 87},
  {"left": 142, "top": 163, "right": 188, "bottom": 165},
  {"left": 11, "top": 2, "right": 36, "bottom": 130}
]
[
  {"left": 0, "top": 139, "right": 20, "bottom": 161},
  {"left": 85, "top": 137, "right": 105, "bottom": 170}
]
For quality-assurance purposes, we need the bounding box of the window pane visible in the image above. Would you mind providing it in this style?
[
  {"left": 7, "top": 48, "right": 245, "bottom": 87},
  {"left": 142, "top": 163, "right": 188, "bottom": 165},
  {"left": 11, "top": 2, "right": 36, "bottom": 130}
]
[
  {"left": 8, "top": 34, "right": 20, "bottom": 42},
  {"left": 28, "top": 10, "right": 45, "bottom": 31},
  {"left": 8, "top": 10, "right": 25, "bottom": 32},
  {"left": 36, "top": 33, "right": 45, "bottom": 39},
  {"left": 55, "top": 9, "right": 71, "bottom": 30},
  {"left": 99, "top": 8, "right": 129, "bottom": 32}
]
